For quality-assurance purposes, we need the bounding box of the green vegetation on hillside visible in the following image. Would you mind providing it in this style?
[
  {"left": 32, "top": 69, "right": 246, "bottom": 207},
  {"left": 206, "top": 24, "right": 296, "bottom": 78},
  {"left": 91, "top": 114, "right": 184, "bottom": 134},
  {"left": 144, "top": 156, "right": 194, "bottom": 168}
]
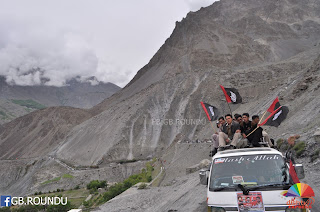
[
  {"left": 41, "top": 177, "right": 61, "bottom": 185},
  {"left": 41, "top": 173, "right": 74, "bottom": 186},
  {"left": 11, "top": 99, "right": 46, "bottom": 109},
  {"left": 62, "top": 174, "right": 74, "bottom": 179},
  {"left": 83, "top": 159, "right": 155, "bottom": 209},
  {"left": 87, "top": 180, "right": 107, "bottom": 193},
  {"left": 293, "top": 141, "right": 306, "bottom": 157}
]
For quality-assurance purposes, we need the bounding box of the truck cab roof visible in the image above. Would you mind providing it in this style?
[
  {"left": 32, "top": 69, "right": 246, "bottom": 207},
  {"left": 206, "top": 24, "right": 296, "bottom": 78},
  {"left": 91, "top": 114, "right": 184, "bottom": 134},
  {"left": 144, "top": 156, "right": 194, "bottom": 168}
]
[{"left": 212, "top": 147, "right": 283, "bottom": 159}]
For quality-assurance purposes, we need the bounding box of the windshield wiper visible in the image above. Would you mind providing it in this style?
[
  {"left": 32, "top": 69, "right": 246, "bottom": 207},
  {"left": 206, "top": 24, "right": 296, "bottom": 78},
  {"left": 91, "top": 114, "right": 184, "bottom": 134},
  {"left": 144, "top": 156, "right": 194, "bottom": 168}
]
[
  {"left": 238, "top": 184, "right": 250, "bottom": 195},
  {"left": 250, "top": 183, "right": 291, "bottom": 191},
  {"left": 213, "top": 185, "right": 237, "bottom": 191}
]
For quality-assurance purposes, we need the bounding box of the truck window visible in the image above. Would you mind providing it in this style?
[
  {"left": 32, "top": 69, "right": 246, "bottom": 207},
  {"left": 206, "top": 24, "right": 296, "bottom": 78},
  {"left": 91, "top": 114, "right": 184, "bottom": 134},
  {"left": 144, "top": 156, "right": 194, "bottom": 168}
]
[{"left": 209, "top": 154, "right": 289, "bottom": 191}]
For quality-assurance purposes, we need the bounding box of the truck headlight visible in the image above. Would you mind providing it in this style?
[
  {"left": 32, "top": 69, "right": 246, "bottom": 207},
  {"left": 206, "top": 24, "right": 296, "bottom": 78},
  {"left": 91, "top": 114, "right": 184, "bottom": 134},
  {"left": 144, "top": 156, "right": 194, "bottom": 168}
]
[{"left": 285, "top": 208, "right": 303, "bottom": 212}]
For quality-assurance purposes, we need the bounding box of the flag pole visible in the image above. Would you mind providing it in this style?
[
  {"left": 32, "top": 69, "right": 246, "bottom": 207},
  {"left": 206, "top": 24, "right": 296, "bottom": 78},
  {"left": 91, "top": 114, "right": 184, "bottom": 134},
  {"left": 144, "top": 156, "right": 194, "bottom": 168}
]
[
  {"left": 246, "top": 107, "right": 282, "bottom": 137},
  {"left": 246, "top": 126, "right": 258, "bottom": 137},
  {"left": 227, "top": 102, "right": 233, "bottom": 116},
  {"left": 209, "top": 120, "right": 217, "bottom": 134},
  {"left": 245, "top": 111, "right": 269, "bottom": 137},
  {"left": 259, "top": 110, "right": 268, "bottom": 125}
]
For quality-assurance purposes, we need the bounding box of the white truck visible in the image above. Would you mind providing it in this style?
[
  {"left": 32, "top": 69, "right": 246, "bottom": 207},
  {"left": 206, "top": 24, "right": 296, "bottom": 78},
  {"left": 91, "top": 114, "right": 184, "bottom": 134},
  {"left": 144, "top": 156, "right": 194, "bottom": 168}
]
[{"left": 200, "top": 147, "right": 308, "bottom": 212}]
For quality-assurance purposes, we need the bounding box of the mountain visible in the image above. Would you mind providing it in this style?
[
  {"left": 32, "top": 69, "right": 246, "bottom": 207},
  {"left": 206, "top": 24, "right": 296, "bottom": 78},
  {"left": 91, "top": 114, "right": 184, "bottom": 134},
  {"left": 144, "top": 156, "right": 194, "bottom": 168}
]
[
  {"left": 55, "top": 0, "right": 320, "bottom": 166},
  {"left": 0, "top": 76, "right": 120, "bottom": 124},
  {"left": 1, "top": 0, "right": 320, "bottom": 197},
  {"left": 0, "top": 107, "right": 93, "bottom": 159},
  {"left": 0, "top": 76, "right": 121, "bottom": 108}
]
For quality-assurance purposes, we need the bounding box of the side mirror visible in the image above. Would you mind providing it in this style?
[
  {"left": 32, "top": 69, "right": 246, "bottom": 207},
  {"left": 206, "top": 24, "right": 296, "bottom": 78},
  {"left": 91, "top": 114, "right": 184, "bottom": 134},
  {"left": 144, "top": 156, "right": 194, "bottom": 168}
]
[
  {"left": 294, "top": 164, "right": 305, "bottom": 180},
  {"left": 199, "top": 169, "right": 209, "bottom": 185}
]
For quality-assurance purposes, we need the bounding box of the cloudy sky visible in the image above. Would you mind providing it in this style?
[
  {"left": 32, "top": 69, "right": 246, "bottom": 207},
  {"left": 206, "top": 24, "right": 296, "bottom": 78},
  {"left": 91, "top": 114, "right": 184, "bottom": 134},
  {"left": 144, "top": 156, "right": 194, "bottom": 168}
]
[{"left": 0, "top": 0, "right": 217, "bottom": 87}]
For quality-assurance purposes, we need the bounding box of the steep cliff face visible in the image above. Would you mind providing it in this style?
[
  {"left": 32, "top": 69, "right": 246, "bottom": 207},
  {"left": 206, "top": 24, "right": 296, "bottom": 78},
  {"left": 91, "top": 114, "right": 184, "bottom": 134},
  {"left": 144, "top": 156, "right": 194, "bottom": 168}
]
[{"left": 53, "top": 0, "right": 320, "bottom": 166}]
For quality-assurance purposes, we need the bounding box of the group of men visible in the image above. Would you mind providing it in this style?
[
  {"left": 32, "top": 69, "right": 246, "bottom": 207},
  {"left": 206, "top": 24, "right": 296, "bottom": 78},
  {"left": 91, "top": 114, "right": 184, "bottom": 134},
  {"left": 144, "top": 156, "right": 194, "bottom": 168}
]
[{"left": 211, "top": 113, "right": 274, "bottom": 156}]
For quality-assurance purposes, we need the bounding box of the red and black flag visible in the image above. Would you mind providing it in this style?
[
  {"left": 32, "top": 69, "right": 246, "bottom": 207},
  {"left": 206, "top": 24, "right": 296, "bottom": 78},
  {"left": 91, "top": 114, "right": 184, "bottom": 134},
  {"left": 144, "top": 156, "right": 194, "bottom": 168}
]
[
  {"left": 200, "top": 102, "right": 219, "bottom": 121},
  {"left": 220, "top": 85, "right": 242, "bottom": 104},
  {"left": 267, "top": 97, "right": 281, "bottom": 113},
  {"left": 265, "top": 106, "right": 289, "bottom": 127},
  {"left": 266, "top": 97, "right": 289, "bottom": 127},
  {"left": 289, "top": 160, "right": 300, "bottom": 184},
  {"left": 259, "top": 97, "right": 289, "bottom": 127}
]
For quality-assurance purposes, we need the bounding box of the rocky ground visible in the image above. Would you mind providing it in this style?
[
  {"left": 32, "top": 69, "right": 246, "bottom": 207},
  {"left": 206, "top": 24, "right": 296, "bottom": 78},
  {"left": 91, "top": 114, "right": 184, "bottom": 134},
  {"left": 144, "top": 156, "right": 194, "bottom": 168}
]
[{"left": 94, "top": 142, "right": 320, "bottom": 212}]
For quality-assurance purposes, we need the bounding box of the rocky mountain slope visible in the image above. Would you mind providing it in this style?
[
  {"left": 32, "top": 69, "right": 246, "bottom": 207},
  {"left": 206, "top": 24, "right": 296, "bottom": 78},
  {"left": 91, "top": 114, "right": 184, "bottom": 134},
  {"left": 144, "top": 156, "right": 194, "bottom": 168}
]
[
  {"left": 0, "top": 107, "right": 93, "bottom": 159},
  {"left": 55, "top": 0, "right": 320, "bottom": 166},
  {"left": 1, "top": 0, "right": 320, "bottom": 199}
]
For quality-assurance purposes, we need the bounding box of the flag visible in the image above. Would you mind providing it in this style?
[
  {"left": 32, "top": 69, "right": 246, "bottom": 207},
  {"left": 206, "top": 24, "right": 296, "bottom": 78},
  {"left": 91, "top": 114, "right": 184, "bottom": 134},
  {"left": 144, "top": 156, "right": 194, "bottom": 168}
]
[
  {"left": 289, "top": 160, "right": 300, "bottom": 184},
  {"left": 220, "top": 85, "right": 242, "bottom": 104},
  {"left": 267, "top": 97, "right": 281, "bottom": 113},
  {"left": 265, "top": 106, "right": 289, "bottom": 127},
  {"left": 262, "top": 97, "right": 289, "bottom": 127},
  {"left": 200, "top": 102, "right": 219, "bottom": 121},
  {"left": 259, "top": 106, "right": 283, "bottom": 126}
]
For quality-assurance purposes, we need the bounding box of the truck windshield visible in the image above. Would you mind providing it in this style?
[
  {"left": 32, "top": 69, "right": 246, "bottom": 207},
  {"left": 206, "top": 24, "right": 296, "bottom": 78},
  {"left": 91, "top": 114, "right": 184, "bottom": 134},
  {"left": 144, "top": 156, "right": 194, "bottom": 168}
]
[{"left": 209, "top": 154, "right": 289, "bottom": 191}]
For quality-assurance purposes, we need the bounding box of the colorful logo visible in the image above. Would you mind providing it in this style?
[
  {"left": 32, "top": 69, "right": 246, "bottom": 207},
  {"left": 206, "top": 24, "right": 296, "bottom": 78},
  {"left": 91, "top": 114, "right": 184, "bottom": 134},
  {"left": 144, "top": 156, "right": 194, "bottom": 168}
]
[
  {"left": 1, "top": 196, "right": 12, "bottom": 207},
  {"left": 280, "top": 183, "right": 315, "bottom": 209}
]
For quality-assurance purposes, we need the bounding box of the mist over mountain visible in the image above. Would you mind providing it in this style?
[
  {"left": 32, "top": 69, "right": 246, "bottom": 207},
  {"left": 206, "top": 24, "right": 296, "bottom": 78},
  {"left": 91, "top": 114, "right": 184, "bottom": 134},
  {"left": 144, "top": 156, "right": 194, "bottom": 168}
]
[{"left": 0, "top": 0, "right": 320, "bottom": 207}]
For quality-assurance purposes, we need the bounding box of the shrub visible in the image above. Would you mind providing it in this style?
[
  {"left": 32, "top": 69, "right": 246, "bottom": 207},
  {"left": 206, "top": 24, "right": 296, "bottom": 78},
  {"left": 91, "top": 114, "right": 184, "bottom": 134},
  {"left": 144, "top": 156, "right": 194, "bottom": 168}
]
[
  {"left": 293, "top": 141, "right": 306, "bottom": 157},
  {"left": 87, "top": 180, "right": 107, "bottom": 191},
  {"left": 88, "top": 160, "right": 155, "bottom": 207},
  {"left": 83, "top": 200, "right": 90, "bottom": 207},
  {"left": 103, "top": 183, "right": 126, "bottom": 201},
  {"left": 138, "top": 183, "right": 147, "bottom": 189},
  {"left": 276, "top": 138, "right": 284, "bottom": 149}
]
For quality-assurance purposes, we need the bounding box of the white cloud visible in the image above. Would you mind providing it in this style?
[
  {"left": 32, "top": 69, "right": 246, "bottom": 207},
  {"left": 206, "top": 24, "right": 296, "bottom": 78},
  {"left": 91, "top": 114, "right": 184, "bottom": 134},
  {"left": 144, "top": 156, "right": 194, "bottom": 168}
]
[
  {"left": 0, "top": 18, "right": 98, "bottom": 86},
  {"left": 0, "top": 0, "right": 218, "bottom": 87}
]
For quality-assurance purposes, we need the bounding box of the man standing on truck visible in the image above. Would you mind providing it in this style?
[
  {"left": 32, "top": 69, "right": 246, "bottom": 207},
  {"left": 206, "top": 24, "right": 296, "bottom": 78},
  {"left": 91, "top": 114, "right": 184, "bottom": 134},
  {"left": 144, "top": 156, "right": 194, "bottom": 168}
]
[{"left": 218, "top": 114, "right": 242, "bottom": 150}]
